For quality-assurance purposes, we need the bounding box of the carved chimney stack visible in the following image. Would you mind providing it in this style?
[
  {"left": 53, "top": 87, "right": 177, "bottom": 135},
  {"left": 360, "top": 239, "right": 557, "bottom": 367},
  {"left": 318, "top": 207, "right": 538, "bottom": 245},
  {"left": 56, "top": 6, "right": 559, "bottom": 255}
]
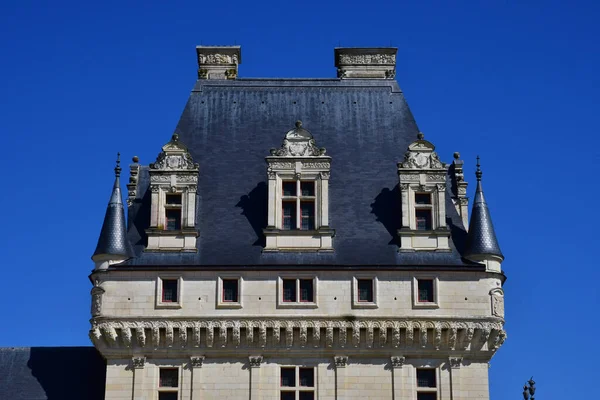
[
  {"left": 335, "top": 47, "right": 397, "bottom": 79},
  {"left": 196, "top": 45, "right": 241, "bottom": 80}
]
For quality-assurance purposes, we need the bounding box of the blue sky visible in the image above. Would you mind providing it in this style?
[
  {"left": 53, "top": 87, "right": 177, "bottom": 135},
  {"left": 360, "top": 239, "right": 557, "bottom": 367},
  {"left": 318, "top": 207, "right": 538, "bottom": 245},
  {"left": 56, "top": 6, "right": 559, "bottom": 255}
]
[{"left": 1, "top": 0, "right": 598, "bottom": 398}]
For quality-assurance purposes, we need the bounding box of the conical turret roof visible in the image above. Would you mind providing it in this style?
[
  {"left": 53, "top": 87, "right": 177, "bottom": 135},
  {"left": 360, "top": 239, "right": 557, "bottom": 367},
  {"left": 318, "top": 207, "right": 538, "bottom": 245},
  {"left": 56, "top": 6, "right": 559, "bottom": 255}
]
[
  {"left": 92, "top": 154, "right": 131, "bottom": 260},
  {"left": 464, "top": 157, "right": 503, "bottom": 261}
]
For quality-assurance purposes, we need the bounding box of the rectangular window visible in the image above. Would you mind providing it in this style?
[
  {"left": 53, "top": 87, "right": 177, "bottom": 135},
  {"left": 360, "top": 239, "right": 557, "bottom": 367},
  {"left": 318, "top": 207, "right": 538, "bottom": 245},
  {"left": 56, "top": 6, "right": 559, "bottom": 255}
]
[
  {"left": 417, "top": 394, "right": 436, "bottom": 400},
  {"left": 418, "top": 279, "right": 434, "bottom": 302},
  {"left": 283, "top": 279, "right": 297, "bottom": 302},
  {"left": 280, "top": 367, "right": 315, "bottom": 400},
  {"left": 299, "top": 279, "right": 313, "bottom": 302},
  {"left": 282, "top": 201, "right": 296, "bottom": 230},
  {"left": 159, "top": 368, "right": 179, "bottom": 387},
  {"left": 165, "top": 209, "right": 182, "bottom": 231},
  {"left": 300, "top": 201, "right": 315, "bottom": 230},
  {"left": 415, "top": 209, "right": 432, "bottom": 230},
  {"left": 166, "top": 194, "right": 182, "bottom": 205},
  {"left": 417, "top": 369, "right": 436, "bottom": 388},
  {"left": 159, "top": 393, "right": 178, "bottom": 400},
  {"left": 415, "top": 193, "right": 431, "bottom": 205},
  {"left": 162, "top": 279, "right": 178, "bottom": 302},
  {"left": 222, "top": 279, "right": 239, "bottom": 302},
  {"left": 357, "top": 279, "right": 374, "bottom": 302}
]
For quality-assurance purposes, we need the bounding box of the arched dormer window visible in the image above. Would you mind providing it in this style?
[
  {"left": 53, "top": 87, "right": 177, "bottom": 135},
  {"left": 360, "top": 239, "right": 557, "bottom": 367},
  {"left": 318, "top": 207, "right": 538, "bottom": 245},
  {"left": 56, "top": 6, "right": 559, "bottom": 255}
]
[{"left": 263, "top": 121, "right": 334, "bottom": 252}]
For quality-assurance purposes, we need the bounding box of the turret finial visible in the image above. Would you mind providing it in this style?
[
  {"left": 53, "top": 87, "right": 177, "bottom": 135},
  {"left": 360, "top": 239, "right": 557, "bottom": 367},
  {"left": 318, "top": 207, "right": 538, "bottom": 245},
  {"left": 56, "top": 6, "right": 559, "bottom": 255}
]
[
  {"left": 295, "top": 120, "right": 302, "bottom": 128},
  {"left": 475, "top": 155, "right": 482, "bottom": 181},
  {"left": 114, "top": 152, "right": 122, "bottom": 178},
  {"left": 417, "top": 132, "right": 424, "bottom": 140}
]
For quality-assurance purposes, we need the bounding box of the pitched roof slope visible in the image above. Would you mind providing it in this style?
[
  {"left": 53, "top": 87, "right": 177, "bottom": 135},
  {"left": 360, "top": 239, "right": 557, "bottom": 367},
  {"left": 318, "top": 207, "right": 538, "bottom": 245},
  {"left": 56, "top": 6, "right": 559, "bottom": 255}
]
[
  {"left": 0, "top": 347, "right": 105, "bottom": 400},
  {"left": 126, "top": 78, "right": 472, "bottom": 267}
]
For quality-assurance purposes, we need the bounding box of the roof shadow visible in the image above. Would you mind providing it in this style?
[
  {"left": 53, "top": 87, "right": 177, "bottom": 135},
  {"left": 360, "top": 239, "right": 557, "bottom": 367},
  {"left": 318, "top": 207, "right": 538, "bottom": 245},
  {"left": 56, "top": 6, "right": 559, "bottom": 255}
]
[
  {"left": 371, "top": 185, "right": 402, "bottom": 246},
  {"left": 236, "top": 181, "right": 268, "bottom": 247}
]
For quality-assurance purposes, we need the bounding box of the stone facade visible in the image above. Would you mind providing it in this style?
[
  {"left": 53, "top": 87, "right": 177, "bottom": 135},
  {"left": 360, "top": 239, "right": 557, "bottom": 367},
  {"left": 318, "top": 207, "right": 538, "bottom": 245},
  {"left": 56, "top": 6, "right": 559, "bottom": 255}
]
[{"left": 91, "top": 46, "right": 506, "bottom": 399}]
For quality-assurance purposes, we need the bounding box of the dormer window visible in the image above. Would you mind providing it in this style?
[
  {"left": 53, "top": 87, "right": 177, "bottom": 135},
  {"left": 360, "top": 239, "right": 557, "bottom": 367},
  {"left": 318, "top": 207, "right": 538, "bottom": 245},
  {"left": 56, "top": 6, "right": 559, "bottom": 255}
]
[
  {"left": 146, "top": 134, "right": 199, "bottom": 252},
  {"left": 397, "top": 132, "right": 450, "bottom": 252},
  {"left": 264, "top": 121, "right": 334, "bottom": 252}
]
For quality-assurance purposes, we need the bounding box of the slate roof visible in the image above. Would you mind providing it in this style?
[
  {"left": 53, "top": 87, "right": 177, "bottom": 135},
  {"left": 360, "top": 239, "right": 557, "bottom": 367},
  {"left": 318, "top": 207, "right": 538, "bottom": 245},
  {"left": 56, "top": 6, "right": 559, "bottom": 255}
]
[
  {"left": 122, "top": 78, "right": 478, "bottom": 268},
  {"left": 0, "top": 347, "right": 105, "bottom": 400}
]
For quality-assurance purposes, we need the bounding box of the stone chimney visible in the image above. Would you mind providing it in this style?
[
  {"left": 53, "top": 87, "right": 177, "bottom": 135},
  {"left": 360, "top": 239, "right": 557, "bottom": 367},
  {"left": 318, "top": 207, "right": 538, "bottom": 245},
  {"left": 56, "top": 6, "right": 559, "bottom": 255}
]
[
  {"left": 196, "top": 45, "right": 241, "bottom": 80},
  {"left": 334, "top": 47, "right": 397, "bottom": 79}
]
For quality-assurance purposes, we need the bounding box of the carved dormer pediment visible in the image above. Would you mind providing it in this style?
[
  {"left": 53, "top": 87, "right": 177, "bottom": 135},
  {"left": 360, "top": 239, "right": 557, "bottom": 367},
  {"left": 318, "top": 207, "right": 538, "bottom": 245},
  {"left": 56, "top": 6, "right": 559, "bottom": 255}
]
[
  {"left": 150, "top": 134, "right": 199, "bottom": 171},
  {"left": 399, "top": 133, "right": 445, "bottom": 170},
  {"left": 269, "top": 121, "right": 327, "bottom": 157}
]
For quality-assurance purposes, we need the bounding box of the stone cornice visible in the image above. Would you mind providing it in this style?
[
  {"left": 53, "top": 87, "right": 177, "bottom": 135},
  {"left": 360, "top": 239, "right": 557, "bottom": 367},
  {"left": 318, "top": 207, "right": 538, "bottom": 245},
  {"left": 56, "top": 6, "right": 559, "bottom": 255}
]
[{"left": 90, "top": 316, "right": 506, "bottom": 357}]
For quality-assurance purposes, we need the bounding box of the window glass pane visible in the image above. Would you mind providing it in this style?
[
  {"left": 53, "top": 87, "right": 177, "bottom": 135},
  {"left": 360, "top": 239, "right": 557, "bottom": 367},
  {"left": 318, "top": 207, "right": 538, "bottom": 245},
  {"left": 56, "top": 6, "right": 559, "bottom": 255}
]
[
  {"left": 223, "top": 279, "right": 239, "bottom": 302},
  {"left": 418, "top": 279, "right": 434, "bottom": 302},
  {"left": 159, "top": 393, "right": 178, "bottom": 400},
  {"left": 283, "top": 181, "right": 297, "bottom": 196},
  {"left": 280, "top": 368, "right": 295, "bottom": 387},
  {"left": 415, "top": 193, "right": 431, "bottom": 204},
  {"left": 282, "top": 201, "right": 296, "bottom": 230},
  {"left": 301, "top": 181, "right": 315, "bottom": 196},
  {"left": 162, "top": 280, "right": 178, "bottom": 302},
  {"left": 417, "top": 369, "right": 436, "bottom": 388},
  {"left": 165, "top": 209, "right": 182, "bottom": 230},
  {"left": 417, "top": 393, "right": 437, "bottom": 400},
  {"left": 159, "top": 368, "right": 179, "bottom": 387},
  {"left": 415, "top": 209, "right": 432, "bottom": 230},
  {"left": 166, "top": 194, "right": 182, "bottom": 205},
  {"left": 299, "top": 392, "right": 315, "bottom": 400},
  {"left": 300, "top": 201, "right": 315, "bottom": 230},
  {"left": 283, "top": 279, "right": 297, "bottom": 302},
  {"left": 299, "top": 279, "right": 314, "bottom": 302},
  {"left": 280, "top": 392, "right": 295, "bottom": 400},
  {"left": 299, "top": 368, "right": 314, "bottom": 387},
  {"left": 357, "top": 279, "right": 373, "bottom": 302}
]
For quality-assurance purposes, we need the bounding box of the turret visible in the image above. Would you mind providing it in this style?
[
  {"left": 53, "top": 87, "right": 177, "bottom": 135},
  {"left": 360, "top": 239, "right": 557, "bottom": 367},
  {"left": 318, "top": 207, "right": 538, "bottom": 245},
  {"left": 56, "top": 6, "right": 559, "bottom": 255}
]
[
  {"left": 92, "top": 153, "right": 131, "bottom": 270},
  {"left": 464, "top": 157, "right": 504, "bottom": 272}
]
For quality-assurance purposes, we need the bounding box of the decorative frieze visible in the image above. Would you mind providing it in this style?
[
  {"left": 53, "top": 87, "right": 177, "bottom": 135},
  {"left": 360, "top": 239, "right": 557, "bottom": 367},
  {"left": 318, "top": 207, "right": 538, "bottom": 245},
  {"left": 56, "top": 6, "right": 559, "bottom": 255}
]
[
  {"left": 90, "top": 317, "right": 505, "bottom": 354},
  {"left": 196, "top": 46, "right": 241, "bottom": 80},
  {"left": 334, "top": 48, "right": 397, "bottom": 79}
]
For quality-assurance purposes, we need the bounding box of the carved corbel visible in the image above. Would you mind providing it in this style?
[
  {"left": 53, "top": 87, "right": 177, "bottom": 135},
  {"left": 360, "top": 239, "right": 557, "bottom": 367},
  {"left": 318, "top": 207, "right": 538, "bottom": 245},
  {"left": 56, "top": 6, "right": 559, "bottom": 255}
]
[
  {"left": 390, "top": 356, "right": 405, "bottom": 368},
  {"left": 132, "top": 357, "right": 146, "bottom": 369},
  {"left": 334, "top": 356, "right": 348, "bottom": 368},
  {"left": 190, "top": 356, "right": 205, "bottom": 368},
  {"left": 249, "top": 355, "right": 263, "bottom": 368},
  {"left": 449, "top": 357, "right": 463, "bottom": 369}
]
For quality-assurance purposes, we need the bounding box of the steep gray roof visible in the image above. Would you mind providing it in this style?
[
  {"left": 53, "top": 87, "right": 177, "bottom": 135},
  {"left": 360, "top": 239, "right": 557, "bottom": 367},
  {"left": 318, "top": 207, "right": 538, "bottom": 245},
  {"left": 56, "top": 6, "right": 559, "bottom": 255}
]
[
  {"left": 0, "top": 347, "right": 105, "bottom": 400},
  {"left": 93, "top": 156, "right": 131, "bottom": 260},
  {"left": 464, "top": 159, "right": 503, "bottom": 260},
  {"left": 124, "top": 78, "right": 477, "bottom": 267}
]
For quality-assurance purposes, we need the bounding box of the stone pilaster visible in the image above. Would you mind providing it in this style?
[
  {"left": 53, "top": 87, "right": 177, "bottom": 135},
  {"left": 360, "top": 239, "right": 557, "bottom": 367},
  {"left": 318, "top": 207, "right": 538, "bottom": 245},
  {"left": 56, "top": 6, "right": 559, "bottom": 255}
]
[
  {"left": 390, "top": 356, "right": 405, "bottom": 400},
  {"left": 248, "top": 355, "right": 263, "bottom": 400},
  {"left": 449, "top": 357, "right": 463, "bottom": 400},
  {"left": 189, "top": 356, "right": 204, "bottom": 400},
  {"left": 334, "top": 356, "right": 348, "bottom": 399},
  {"left": 131, "top": 356, "right": 145, "bottom": 400}
]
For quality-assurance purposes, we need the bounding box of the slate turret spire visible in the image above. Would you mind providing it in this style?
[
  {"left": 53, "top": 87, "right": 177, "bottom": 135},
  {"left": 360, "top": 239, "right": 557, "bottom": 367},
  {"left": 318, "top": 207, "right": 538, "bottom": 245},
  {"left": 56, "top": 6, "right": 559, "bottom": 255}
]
[
  {"left": 92, "top": 153, "right": 131, "bottom": 270},
  {"left": 464, "top": 157, "right": 504, "bottom": 268}
]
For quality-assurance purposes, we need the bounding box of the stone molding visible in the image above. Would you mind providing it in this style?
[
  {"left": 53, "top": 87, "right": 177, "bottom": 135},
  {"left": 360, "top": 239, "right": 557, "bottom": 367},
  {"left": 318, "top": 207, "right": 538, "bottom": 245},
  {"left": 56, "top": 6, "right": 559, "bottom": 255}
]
[
  {"left": 334, "top": 356, "right": 348, "bottom": 368},
  {"left": 448, "top": 356, "right": 463, "bottom": 369},
  {"left": 131, "top": 356, "right": 146, "bottom": 369},
  {"left": 190, "top": 356, "right": 205, "bottom": 368},
  {"left": 248, "top": 355, "right": 263, "bottom": 368},
  {"left": 90, "top": 317, "right": 506, "bottom": 355},
  {"left": 390, "top": 356, "right": 405, "bottom": 368}
]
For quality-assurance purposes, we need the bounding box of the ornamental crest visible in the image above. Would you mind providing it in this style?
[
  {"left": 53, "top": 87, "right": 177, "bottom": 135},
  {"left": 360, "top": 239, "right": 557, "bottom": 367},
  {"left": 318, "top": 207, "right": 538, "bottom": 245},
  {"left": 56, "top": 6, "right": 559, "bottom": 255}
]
[
  {"left": 150, "top": 134, "right": 199, "bottom": 171},
  {"left": 399, "top": 132, "right": 445, "bottom": 170},
  {"left": 269, "top": 121, "right": 327, "bottom": 157}
]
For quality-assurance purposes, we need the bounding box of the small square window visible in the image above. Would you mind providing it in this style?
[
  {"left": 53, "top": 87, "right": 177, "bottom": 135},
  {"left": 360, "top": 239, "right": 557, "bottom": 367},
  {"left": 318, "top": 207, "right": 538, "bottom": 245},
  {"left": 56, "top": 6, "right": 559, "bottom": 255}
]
[
  {"left": 417, "top": 369, "right": 436, "bottom": 388},
  {"left": 415, "top": 209, "right": 432, "bottom": 230},
  {"left": 415, "top": 193, "right": 431, "bottom": 205},
  {"left": 299, "top": 368, "right": 314, "bottom": 387},
  {"left": 418, "top": 279, "right": 434, "bottom": 303},
  {"left": 159, "top": 368, "right": 179, "bottom": 388},
  {"left": 283, "top": 279, "right": 297, "bottom": 302},
  {"left": 301, "top": 181, "right": 315, "bottom": 196},
  {"left": 417, "top": 394, "right": 437, "bottom": 400},
  {"left": 222, "top": 279, "right": 239, "bottom": 302},
  {"left": 162, "top": 279, "right": 178, "bottom": 302},
  {"left": 166, "top": 194, "right": 182, "bottom": 205},
  {"left": 357, "top": 279, "right": 373, "bottom": 302},
  {"left": 159, "top": 393, "right": 178, "bottom": 400},
  {"left": 281, "top": 368, "right": 296, "bottom": 387},
  {"left": 165, "top": 209, "right": 182, "bottom": 231},
  {"left": 283, "top": 181, "right": 297, "bottom": 196},
  {"left": 299, "top": 279, "right": 313, "bottom": 302}
]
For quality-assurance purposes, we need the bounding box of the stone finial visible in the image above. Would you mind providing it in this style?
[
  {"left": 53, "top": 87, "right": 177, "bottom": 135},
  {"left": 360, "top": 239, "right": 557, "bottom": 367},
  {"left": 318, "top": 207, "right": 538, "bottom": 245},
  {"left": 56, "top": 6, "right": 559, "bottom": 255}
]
[
  {"left": 196, "top": 46, "right": 241, "bottom": 80},
  {"left": 476, "top": 155, "right": 482, "bottom": 181},
  {"left": 114, "top": 152, "right": 121, "bottom": 177},
  {"left": 335, "top": 47, "right": 397, "bottom": 79}
]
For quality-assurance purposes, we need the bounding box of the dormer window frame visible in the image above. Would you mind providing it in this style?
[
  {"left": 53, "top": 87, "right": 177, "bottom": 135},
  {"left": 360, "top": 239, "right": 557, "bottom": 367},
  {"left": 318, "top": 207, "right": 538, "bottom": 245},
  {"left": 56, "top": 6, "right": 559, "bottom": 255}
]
[{"left": 263, "top": 121, "right": 334, "bottom": 252}]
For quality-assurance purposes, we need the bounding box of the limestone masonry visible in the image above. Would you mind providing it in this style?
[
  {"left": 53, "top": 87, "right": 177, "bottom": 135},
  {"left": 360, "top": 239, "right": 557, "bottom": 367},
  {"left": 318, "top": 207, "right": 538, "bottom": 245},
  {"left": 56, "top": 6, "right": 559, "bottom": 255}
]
[{"left": 90, "top": 46, "right": 507, "bottom": 400}]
